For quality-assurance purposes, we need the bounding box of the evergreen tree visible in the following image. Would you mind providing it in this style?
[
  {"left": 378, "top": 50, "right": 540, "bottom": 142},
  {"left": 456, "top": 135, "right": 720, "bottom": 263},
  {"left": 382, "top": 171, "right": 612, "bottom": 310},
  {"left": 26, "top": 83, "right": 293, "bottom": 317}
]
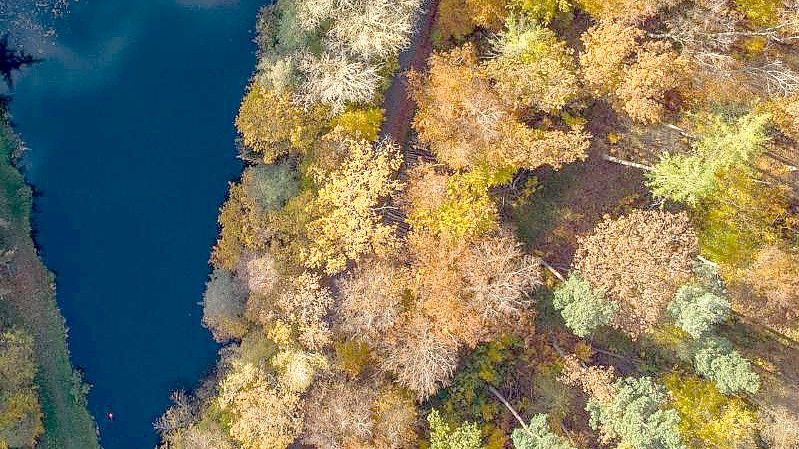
[
  {"left": 692, "top": 336, "right": 760, "bottom": 395},
  {"left": 586, "top": 376, "right": 685, "bottom": 449},
  {"left": 667, "top": 284, "right": 730, "bottom": 338},
  {"left": 552, "top": 273, "right": 618, "bottom": 338},
  {"left": 511, "top": 414, "right": 575, "bottom": 449}
]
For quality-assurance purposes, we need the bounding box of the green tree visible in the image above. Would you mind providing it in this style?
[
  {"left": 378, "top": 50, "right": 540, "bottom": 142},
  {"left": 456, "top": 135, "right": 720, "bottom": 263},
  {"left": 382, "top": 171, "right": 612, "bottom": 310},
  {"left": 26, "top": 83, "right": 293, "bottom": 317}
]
[
  {"left": 667, "top": 284, "right": 730, "bottom": 338},
  {"left": 586, "top": 376, "right": 685, "bottom": 449},
  {"left": 691, "top": 336, "right": 760, "bottom": 395},
  {"left": 427, "top": 409, "right": 485, "bottom": 449},
  {"left": 241, "top": 162, "right": 299, "bottom": 214},
  {"left": 646, "top": 112, "right": 770, "bottom": 206},
  {"left": 511, "top": 414, "right": 575, "bottom": 449},
  {"left": 202, "top": 269, "right": 248, "bottom": 342},
  {"left": 552, "top": 273, "right": 618, "bottom": 338}
]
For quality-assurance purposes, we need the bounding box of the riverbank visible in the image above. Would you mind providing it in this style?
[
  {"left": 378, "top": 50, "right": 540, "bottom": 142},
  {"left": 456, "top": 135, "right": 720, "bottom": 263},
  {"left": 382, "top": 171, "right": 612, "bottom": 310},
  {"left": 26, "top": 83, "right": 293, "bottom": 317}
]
[{"left": 0, "top": 107, "right": 99, "bottom": 449}]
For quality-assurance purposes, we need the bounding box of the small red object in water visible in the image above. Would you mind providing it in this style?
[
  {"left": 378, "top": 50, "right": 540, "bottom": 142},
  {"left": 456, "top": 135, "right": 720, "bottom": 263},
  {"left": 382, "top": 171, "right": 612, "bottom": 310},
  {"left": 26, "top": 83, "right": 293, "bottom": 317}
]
[{"left": 108, "top": 412, "right": 114, "bottom": 420}]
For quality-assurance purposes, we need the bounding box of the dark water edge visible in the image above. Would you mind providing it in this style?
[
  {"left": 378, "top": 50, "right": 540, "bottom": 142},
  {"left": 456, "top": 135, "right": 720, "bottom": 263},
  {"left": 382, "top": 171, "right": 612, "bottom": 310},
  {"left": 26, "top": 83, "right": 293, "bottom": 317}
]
[{"left": 5, "top": 1, "right": 263, "bottom": 447}]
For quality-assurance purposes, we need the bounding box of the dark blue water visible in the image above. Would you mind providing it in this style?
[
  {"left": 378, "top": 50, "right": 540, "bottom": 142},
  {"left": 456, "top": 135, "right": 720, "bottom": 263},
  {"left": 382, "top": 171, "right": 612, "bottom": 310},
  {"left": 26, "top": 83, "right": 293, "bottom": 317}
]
[{"left": 6, "top": 1, "right": 262, "bottom": 447}]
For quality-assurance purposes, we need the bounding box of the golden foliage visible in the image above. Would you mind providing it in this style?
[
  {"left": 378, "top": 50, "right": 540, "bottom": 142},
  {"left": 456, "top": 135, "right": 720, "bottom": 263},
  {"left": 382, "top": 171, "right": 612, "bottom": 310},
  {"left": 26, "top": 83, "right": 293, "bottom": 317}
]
[
  {"left": 330, "top": 107, "right": 385, "bottom": 142},
  {"left": 303, "top": 137, "right": 403, "bottom": 274},
  {"left": 435, "top": 0, "right": 508, "bottom": 41},
  {"left": 740, "top": 245, "right": 799, "bottom": 327},
  {"left": 662, "top": 372, "right": 757, "bottom": 448},
  {"left": 573, "top": 210, "right": 698, "bottom": 337},
  {"left": 403, "top": 164, "right": 505, "bottom": 240},
  {"left": 412, "top": 45, "right": 589, "bottom": 171},
  {"left": 217, "top": 362, "right": 303, "bottom": 449},
  {"left": 696, "top": 168, "right": 792, "bottom": 280},
  {"left": 484, "top": 21, "right": 580, "bottom": 112},
  {"left": 573, "top": 0, "right": 679, "bottom": 24},
  {"left": 236, "top": 85, "right": 322, "bottom": 162},
  {"left": 580, "top": 23, "right": 687, "bottom": 123},
  {"left": 211, "top": 184, "right": 268, "bottom": 271}
]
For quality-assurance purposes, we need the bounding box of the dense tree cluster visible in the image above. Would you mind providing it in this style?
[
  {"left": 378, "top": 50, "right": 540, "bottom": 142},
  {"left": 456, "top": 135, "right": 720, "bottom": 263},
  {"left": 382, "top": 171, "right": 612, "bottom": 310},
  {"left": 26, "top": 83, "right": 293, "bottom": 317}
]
[{"left": 160, "top": 0, "right": 799, "bottom": 448}]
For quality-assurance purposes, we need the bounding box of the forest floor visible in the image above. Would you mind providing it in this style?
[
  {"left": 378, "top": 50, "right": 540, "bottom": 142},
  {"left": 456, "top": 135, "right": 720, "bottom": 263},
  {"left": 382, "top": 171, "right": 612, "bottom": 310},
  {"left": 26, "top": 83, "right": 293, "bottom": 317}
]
[
  {"left": 378, "top": 0, "right": 437, "bottom": 149},
  {"left": 0, "top": 116, "right": 99, "bottom": 449}
]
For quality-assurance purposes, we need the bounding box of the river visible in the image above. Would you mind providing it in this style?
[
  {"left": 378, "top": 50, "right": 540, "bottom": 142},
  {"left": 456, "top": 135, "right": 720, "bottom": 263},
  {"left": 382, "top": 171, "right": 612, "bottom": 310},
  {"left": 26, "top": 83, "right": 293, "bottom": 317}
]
[{"left": 5, "top": 0, "right": 263, "bottom": 447}]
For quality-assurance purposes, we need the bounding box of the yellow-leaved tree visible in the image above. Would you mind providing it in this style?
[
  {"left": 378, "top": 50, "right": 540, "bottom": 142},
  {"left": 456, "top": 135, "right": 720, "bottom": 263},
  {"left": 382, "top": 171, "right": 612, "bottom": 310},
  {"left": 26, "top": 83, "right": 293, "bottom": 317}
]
[{"left": 303, "top": 137, "right": 403, "bottom": 274}]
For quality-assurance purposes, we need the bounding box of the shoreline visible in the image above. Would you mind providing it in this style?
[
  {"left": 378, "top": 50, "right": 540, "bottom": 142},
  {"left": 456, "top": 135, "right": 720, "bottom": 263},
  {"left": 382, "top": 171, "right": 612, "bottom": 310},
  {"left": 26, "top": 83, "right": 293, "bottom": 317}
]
[{"left": 0, "top": 105, "right": 100, "bottom": 449}]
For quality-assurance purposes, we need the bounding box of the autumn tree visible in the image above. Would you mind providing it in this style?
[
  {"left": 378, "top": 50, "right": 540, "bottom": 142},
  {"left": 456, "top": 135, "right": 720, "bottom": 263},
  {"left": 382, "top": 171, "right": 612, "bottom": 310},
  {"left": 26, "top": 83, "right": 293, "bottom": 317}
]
[
  {"left": 296, "top": 52, "right": 382, "bottom": 112},
  {"left": 427, "top": 409, "right": 485, "bottom": 449},
  {"left": 236, "top": 85, "right": 321, "bottom": 162},
  {"left": 254, "top": 0, "right": 422, "bottom": 111},
  {"left": 212, "top": 183, "right": 268, "bottom": 271},
  {"left": 302, "top": 377, "right": 418, "bottom": 449},
  {"left": 739, "top": 245, "right": 799, "bottom": 327},
  {"left": 217, "top": 362, "right": 304, "bottom": 449},
  {"left": 336, "top": 258, "right": 407, "bottom": 343},
  {"left": 573, "top": 210, "right": 698, "bottom": 337},
  {"left": 202, "top": 269, "right": 249, "bottom": 342},
  {"left": 272, "top": 273, "right": 334, "bottom": 351},
  {"left": 325, "top": 0, "right": 422, "bottom": 60},
  {"left": 241, "top": 162, "right": 299, "bottom": 214},
  {"left": 580, "top": 23, "right": 686, "bottom": 123},
  {"left": 303, "top": 137, "right": 402, "bottom": 274},
  {"left": 459, "top": 231, "right": 542, "bottom": 324},
  {"left": 409, "top": 230, "right": 540, "bottom": 347},
  {"left": 662, "top": 372, "right": 757, "bottom": 449},
  {"left": 573, "top": 0, "right": 680, "bottom": 24},
  {"left": 403, "top": 164, "right": 504, "bottom": 240},
  {"left": 302, "top": 377, "right": 377, "bottom": 448},
  {"left": 509, "top": 0, "right": 573, "bottom": 24},
  {"left": 552, "top": 273, "right": 619, "bottom": 338},
  {"left": 411, "top": 44, "right": 589, "bottom": 171},
  {"left": 485, "top": 18, "right": 580, "bottom": 112},
  {"left": 380, "top": 313, "right": 459, "bottom": 400},
  {"left": 435, "top": 0, "right": 508, "bottom": 41}
]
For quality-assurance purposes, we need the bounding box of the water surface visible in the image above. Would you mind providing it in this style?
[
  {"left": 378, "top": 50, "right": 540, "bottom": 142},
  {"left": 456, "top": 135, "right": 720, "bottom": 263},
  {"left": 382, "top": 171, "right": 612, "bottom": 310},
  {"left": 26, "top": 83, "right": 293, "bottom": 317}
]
[{"left": 6, "top": 1, "right": 262, "bottom": 446}]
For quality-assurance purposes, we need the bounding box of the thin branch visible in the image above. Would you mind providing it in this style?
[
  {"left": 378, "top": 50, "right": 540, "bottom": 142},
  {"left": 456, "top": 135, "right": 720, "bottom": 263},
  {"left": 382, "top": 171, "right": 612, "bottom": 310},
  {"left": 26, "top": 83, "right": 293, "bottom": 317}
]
[
  {"left": 540, "top": 259, "right": 565, "bottom": 282},
  {"left": 601, "top": 154, "right": 655, "bottom": 171}
]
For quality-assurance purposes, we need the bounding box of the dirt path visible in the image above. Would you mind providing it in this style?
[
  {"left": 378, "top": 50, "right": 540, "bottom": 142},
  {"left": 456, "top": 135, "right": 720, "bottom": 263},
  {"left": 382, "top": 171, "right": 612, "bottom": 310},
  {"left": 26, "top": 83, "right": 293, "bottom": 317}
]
[{"left": 378, "top": 0, "right": 438, "bottom": 148}]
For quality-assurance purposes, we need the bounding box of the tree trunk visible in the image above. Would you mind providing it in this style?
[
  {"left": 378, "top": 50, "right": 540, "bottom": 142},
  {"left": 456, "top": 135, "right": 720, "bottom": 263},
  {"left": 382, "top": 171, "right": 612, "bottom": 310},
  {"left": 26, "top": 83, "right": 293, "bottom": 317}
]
[
  {"left": 601, "top": 154, "right": 655, "bottom": 171},
  {"left": 540, "top": 259, "right": 565, "bottom": 282},
  {"left": 487, "top": 385, "right": 529, "bottom": 432}
]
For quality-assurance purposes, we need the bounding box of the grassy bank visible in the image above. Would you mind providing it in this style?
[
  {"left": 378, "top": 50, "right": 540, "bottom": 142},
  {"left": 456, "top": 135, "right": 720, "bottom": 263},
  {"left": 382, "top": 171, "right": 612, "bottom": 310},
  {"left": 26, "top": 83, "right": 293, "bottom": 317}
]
[{"left": 0, "top": 108, "right": 99, "bottom": 449}]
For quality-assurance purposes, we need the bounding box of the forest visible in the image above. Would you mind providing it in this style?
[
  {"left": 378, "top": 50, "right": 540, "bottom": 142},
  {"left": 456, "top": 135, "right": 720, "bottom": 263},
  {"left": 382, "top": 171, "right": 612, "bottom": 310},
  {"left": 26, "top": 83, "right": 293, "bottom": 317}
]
[{"left": 157, "top": 0, "right": 799, "bottom": 448}]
